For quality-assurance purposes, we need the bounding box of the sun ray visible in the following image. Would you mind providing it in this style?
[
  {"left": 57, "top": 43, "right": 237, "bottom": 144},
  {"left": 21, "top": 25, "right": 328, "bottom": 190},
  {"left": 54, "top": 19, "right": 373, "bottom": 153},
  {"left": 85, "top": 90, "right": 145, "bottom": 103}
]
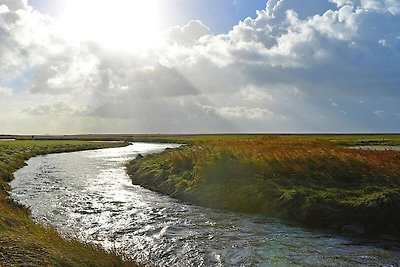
[{"left": 58, "top": 0, "right": 162, "bottom": 50}]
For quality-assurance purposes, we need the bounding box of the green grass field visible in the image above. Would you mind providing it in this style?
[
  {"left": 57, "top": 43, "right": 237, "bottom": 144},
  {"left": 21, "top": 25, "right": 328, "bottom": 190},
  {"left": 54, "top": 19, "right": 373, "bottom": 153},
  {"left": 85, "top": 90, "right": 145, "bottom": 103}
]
[
  {"left": 2, "top": 133, "right": 400, "bottom": 145},
  {"left": 0, "top": 140, "right": 138, "bottom": 266}
]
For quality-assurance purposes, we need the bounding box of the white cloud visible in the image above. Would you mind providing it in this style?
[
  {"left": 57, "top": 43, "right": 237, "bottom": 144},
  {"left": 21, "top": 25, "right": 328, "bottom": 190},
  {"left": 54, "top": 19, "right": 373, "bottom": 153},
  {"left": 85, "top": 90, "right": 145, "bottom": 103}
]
[
  {"left": 0, "top": 86, "right": 12, "bottom": 96},
  {"left": 23, "top": 102, "right": 77, "bottom": 116},
  {"left": 329, "top": 98, "right": 338, "bottom": 107},
  {"left": 164, "top": 20, "right": 212, "bottom": 45},
  {"left": 0, "top": 0, "right": 28, "bottom": 11},
  {"left": 209, "top": 106, "right": 274, "bottom": 120},
  {"left": 329, "top": 0, "right": 400, "bottom": 14},
  {"left": 240, "top": 85, "right": 273, "bottom": 102},
  {"left": 0, "top": 0, "right": 399, "bottom": 133}
]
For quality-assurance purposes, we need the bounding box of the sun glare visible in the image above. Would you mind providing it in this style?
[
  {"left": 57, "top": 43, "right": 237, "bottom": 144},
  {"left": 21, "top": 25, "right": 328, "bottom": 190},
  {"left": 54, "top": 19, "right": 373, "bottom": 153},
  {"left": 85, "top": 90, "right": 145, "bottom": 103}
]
[{"left": 59, "top": 0, "right": 161, "bottom": 50}]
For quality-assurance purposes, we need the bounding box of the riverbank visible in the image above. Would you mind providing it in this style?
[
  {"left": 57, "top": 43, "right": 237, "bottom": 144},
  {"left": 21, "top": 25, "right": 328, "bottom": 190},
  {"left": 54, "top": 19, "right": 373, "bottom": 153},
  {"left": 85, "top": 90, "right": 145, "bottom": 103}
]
[
  {"left": 127, "top": 137, "right": 400, "bottom": 237},
  {"left": 0, "top": 140, "right": 138, "bottom": 266}
]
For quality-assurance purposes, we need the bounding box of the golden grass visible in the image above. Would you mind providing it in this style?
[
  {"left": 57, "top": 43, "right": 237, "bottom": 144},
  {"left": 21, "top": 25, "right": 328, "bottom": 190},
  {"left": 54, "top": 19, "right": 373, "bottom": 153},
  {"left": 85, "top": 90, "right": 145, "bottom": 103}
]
[{"left": 127, "top": 137, "right": 400, "bottom": 235}]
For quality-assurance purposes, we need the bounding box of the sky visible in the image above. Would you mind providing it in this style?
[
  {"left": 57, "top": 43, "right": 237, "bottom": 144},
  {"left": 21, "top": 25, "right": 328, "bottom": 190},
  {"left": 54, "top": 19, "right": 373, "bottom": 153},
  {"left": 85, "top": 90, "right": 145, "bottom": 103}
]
[
  {"left": 28, "top": 0, "right": 268, "bottom": 34},
  {"left": 0, "top": 0, "right": 399, "bottom": 134}
]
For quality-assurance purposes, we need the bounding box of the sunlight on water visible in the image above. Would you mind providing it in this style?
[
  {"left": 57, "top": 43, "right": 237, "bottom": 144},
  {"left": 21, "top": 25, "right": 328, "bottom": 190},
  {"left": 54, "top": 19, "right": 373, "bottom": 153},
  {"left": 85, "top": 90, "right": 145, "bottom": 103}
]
[{"left": 11, "top": 143, "right": 400, "bottom": 266}]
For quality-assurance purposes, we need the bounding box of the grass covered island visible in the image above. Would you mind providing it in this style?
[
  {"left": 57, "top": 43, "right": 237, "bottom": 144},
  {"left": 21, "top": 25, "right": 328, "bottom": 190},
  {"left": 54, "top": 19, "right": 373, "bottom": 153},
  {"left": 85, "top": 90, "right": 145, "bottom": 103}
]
[
  {"left": 0, "top": 140, "right": 138, "bottom": 266},
  {"left": 127, "top": 136, "right": 400, "bottom": 237}
]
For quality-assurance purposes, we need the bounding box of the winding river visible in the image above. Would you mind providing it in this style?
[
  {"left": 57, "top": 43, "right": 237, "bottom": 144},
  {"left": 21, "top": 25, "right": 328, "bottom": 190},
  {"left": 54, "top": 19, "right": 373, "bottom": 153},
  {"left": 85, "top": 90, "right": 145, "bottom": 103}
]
[{"left": 11, "top": 143, "right": 400, "bottom": 266}]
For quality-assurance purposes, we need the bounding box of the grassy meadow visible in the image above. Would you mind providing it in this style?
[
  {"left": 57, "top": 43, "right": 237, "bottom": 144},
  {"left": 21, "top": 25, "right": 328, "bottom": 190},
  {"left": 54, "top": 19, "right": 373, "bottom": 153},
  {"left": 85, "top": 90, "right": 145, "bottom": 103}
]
[
  {"left": 127, "top": 135, "right": 400, "bottom": 236},
  {"left": 1, "top": 134, "right": 399, "bottom": 265},
  {"left": 0, "top": 140, "right": 138, "bottom": 266},
  {"left": 3, "top": 133, "right": 400, "bottom": 145}
]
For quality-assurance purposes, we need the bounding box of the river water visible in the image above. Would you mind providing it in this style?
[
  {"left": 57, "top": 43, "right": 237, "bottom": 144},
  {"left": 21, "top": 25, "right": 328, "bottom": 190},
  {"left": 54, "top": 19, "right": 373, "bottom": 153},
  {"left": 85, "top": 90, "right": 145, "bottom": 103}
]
[{"left": 10, "top": 143, "right": 400, "bottom": 266}]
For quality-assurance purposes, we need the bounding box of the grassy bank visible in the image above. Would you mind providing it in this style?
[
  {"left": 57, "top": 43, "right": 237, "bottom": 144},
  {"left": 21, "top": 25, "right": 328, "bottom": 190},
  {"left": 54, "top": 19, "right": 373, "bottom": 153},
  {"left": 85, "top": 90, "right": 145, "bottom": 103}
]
[
  {"left": 127, "top": 136, "right": 400, "bottom": 236},
  {"left": 0, "top": 140, "right": 138, "bottom": 266}
]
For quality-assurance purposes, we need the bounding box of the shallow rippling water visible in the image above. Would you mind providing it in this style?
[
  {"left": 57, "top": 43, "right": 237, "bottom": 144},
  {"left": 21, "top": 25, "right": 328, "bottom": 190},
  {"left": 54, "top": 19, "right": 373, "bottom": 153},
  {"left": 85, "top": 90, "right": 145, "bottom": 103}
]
[{"left": 11, "top": 143, "right": 400, "bottom": 266}]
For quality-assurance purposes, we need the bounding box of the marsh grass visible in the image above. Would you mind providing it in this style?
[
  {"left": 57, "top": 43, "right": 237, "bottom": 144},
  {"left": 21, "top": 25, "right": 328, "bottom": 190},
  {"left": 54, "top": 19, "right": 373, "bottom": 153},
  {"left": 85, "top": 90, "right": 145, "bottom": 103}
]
[
  {"left": 0, "top": 140, "right": 138, "bottom": 266},
  {"left": 127, "top": 137, "right": 400, "bottom": 235}
]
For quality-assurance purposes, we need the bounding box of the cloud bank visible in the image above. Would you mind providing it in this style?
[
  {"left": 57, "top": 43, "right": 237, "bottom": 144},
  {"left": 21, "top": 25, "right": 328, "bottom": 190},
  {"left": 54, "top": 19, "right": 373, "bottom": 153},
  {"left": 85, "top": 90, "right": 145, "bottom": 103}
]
[{"left": 0, "top": 0, "right": 399, "bottom": 134}]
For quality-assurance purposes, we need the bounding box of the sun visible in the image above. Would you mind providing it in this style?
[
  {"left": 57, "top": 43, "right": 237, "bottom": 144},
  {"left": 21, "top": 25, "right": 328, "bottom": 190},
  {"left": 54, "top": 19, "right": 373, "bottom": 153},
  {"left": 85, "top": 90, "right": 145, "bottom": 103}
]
[{"left": 59, "top": 0, "right": 162, "bottom": 50}]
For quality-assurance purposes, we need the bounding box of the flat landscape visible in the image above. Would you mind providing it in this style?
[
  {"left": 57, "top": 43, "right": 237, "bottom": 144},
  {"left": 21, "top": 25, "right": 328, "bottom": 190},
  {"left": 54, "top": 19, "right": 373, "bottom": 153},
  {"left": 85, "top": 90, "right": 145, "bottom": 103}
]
[
  {"left": 2, "top": 1, "right": 400, "bottom": 265},
  {"left": 1, "top": 134, "right": 400, "bottom": 265}
]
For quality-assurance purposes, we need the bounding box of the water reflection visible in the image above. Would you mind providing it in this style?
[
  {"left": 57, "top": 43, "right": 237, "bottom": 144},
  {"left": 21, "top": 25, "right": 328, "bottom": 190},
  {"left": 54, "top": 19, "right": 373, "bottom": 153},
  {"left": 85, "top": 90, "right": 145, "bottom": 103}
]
[{"left": 11, "top": 143, "right": 400, "bottom": 266}]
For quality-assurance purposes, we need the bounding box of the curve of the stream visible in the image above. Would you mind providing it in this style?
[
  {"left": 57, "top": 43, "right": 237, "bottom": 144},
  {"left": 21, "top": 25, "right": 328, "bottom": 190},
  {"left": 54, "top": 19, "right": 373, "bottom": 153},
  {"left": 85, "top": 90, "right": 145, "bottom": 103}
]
[{"left": 11, "top": 143, "right": 400, "bottom": 266}]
